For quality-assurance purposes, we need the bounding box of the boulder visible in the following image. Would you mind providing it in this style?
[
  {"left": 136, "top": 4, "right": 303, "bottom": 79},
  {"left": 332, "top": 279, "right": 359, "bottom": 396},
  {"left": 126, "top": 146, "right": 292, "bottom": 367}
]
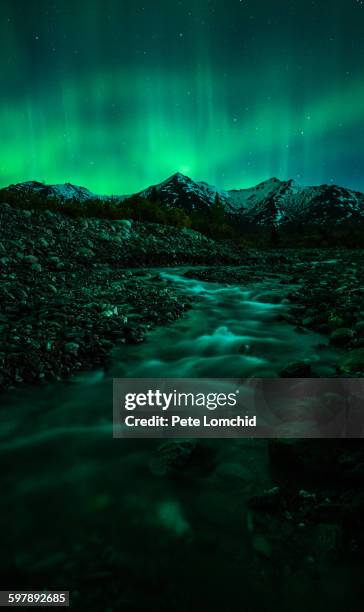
[
  {"left": 64, "top": 342, "right": 80, "bottom": 353},
  {"left": 23, "top": 255, "right": 38, "bottom": 264},
  {"left": 339, "top": 349, "right": 364, "bottom": 375},
  {"left": 280, "top": 361, "right": 311, "bottom": 377},
  {"left": 31, "top": 263, "right": 42, "bottom": 272},
  {"left": 329, "top": 328, "right": 353, "bottom": 346}
]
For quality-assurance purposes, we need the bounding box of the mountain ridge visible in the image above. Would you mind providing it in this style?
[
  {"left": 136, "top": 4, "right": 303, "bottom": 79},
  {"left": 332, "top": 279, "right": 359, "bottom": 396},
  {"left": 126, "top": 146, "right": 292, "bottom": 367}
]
[{"left": 2, "top": 172, "right": 364, "bottom": 228}]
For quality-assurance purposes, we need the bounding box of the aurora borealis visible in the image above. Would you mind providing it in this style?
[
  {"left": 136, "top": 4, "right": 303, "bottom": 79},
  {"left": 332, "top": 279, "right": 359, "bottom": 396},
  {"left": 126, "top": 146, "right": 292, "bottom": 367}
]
[{"left": 1, "top": 0, "right": 364, "bottom": 195}]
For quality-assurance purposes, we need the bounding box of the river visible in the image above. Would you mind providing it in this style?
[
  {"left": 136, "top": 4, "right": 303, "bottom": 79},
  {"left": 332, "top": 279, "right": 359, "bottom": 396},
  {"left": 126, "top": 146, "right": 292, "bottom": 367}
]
[{"left": 0, "top": 269, "right": 349, "bottom": 611}]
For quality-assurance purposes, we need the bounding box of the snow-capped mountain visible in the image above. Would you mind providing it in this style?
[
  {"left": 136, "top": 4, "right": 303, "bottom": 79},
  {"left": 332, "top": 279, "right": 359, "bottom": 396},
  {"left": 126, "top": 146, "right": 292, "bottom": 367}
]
[
  {"left": 1, "top": 180, "right": 123, "bottom": 203},
  {"left": 226, "top": 177, "right": 300, "bottom": 225},
  {"left": 138, "top": 173, "right": 364, "bottom": 227},
  {"left": 138, "top": 172, "right": 231, "bottom": 212},
  {"left": 228, "top": 178, "right": 364, "bottom": 226},
  {"left": 137, "top": 173, "right": 300, "bottom": 219},
  {"left": 2, "top": 173, "right": 364, "bottom": 227}
]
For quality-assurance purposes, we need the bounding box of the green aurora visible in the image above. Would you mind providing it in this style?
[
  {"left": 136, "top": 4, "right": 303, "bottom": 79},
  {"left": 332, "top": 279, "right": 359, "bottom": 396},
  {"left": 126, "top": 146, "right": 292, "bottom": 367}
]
[{"left": 1, "top": 0, "right": 364, "bottom": 194}]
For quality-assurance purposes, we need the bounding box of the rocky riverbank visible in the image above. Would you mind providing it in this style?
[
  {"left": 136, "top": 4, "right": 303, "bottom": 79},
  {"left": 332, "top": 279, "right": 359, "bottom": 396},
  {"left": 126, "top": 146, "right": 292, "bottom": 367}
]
[
  {"left": 184, "top": 249, "right": 364, "bottom": 375},
  {"left": 0, "top": 201, "right": 240, "bottom": 391},
  {"left": 247, "top": 439, "right": 364, "bottom": 585},
  {"left": 1, "top": 200, "right": 363, "bottom": 390}
]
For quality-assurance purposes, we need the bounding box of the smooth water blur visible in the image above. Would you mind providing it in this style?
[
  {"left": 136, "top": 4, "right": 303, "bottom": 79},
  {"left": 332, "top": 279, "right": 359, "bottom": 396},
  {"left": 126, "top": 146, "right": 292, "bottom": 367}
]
[
  {"left": 0, "top": 269, "right": 346, "bottom": 609},
  {"left": 111, "top": 270, "right": 339, "bottom": 379},
  {"left": 0, "top": 269, "right": 339, "bottom": 440}
]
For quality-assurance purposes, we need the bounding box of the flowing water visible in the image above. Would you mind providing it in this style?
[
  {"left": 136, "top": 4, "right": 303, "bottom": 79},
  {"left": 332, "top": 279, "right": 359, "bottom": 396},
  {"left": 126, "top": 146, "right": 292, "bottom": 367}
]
[
  {"left": 111, "top": 269, "right": 339, "bottom": 378},
  {"left": 0, "top": 269, "right": 339, "bottom": 440},
  {"left": 0, "top": 269, "right": 348, "bottom": 610}
]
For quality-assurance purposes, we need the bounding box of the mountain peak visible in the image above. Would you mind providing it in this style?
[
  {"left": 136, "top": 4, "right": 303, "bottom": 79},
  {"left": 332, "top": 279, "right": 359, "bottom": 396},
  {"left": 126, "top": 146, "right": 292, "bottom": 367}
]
[
  {"left": 255, "top": 177, "right": 283, "bottom": 187},
  {"left": 168, "top": 172, "right": 192, "bottom": 182},
  {"left": 138, "top": 171, "right": 229, "bottom": 212}
]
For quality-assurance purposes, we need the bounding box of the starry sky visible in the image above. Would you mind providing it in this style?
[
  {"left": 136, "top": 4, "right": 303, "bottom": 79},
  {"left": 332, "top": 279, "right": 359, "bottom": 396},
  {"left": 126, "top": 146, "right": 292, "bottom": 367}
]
[{"left": 1, "top": 0, "right": 364, "bottom": 195}]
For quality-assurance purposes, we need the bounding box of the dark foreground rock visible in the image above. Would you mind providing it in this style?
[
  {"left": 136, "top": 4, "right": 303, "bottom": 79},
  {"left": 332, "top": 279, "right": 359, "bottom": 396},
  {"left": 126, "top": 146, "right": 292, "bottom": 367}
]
[
  {"left": 243, "top": 438, "right": 364, "bottom": 577},
  {"left": 150, "top": 439, "right": 216, "bottom": 478},
  {"left": 0, "top": 265, "right": 193, "bottom": 391},
  {"left": 268, "top": 439, "right": 364, "bottom": 482},
  {"left": 280, "top": 361, "right": 312, "bottom": 377}
]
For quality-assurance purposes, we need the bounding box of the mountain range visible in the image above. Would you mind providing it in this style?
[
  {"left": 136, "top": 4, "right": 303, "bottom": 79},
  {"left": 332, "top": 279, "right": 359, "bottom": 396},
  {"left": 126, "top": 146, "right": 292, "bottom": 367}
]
[
  {"left": 1, "top": 180, "right": 119, "bottom": 203},
  {"left": 2, "top": 173, "right": 364, "bottom": 228}
]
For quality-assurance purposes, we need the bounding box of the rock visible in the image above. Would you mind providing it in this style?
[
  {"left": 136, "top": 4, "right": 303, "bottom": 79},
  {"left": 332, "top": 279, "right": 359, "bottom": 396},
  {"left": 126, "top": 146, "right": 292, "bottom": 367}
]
[
  {"left": 49, "top": 256, "right": 61, "bottom": 265},
  {"left": 298, "top": 489, "right": 316, "bottom": 500},
  {"left": 101, "top": 306, "right": 118, "bottom": 318},
  {"left": 339, "top": 349, "right": 364, "bottom": 375},
  {"left": 98, "top": 231, "right": 112, "bottom": 242},
  {"left": 150, "top": 439, "right": 214, "bottom": 477},
  {"left": 328, "top": 314, "right": 345, "bottom": 328},
  {"left": 114, "top": 219, "right": 132, "bottom": 230},
  {"left": 151, "top": 440, "right": 197, "bottom": 475},
  {"left": 302, "top": 316, "right": 315, "bottom": 326},
  {"left": 124, "top": 325, "right": 145, "bottom": 343},
  {"left": 280, "top": 361, "right": 311, "bottom": 377},
  {"left": 269, "top": 439, "right": 364, "bottom": 482},
  {"left": 64, "top": 342, "right": 80, "bottom": 353},
  {"left": 76, "top": 247, "right": 94, "bottom": 257},
  {"left": 31, "top": 263, "right": 42, "bottom": 272},
  {"left": 317, "top": 323, "right": 330, "bottom": 334},
  {"left": 354, "top": 321, "right": 364, "bottom": 337},
  {"left": 23, "top": 255, "right": 38, "bottom": 264},
  {"left": 0, "top": 201, "right": 205, "bottom": 391},
  {"left": 329, "top": 328, "right": 353, "bottom": 346},
  {"left": 248, "top": 487, "right": 282, "bottom": 512}
]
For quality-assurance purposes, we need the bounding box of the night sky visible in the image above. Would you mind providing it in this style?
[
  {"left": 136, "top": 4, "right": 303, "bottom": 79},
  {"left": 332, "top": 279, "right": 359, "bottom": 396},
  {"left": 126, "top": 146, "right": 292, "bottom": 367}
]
[{"left": 1, "top": 0, "right": 364, "bottom": 195}]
